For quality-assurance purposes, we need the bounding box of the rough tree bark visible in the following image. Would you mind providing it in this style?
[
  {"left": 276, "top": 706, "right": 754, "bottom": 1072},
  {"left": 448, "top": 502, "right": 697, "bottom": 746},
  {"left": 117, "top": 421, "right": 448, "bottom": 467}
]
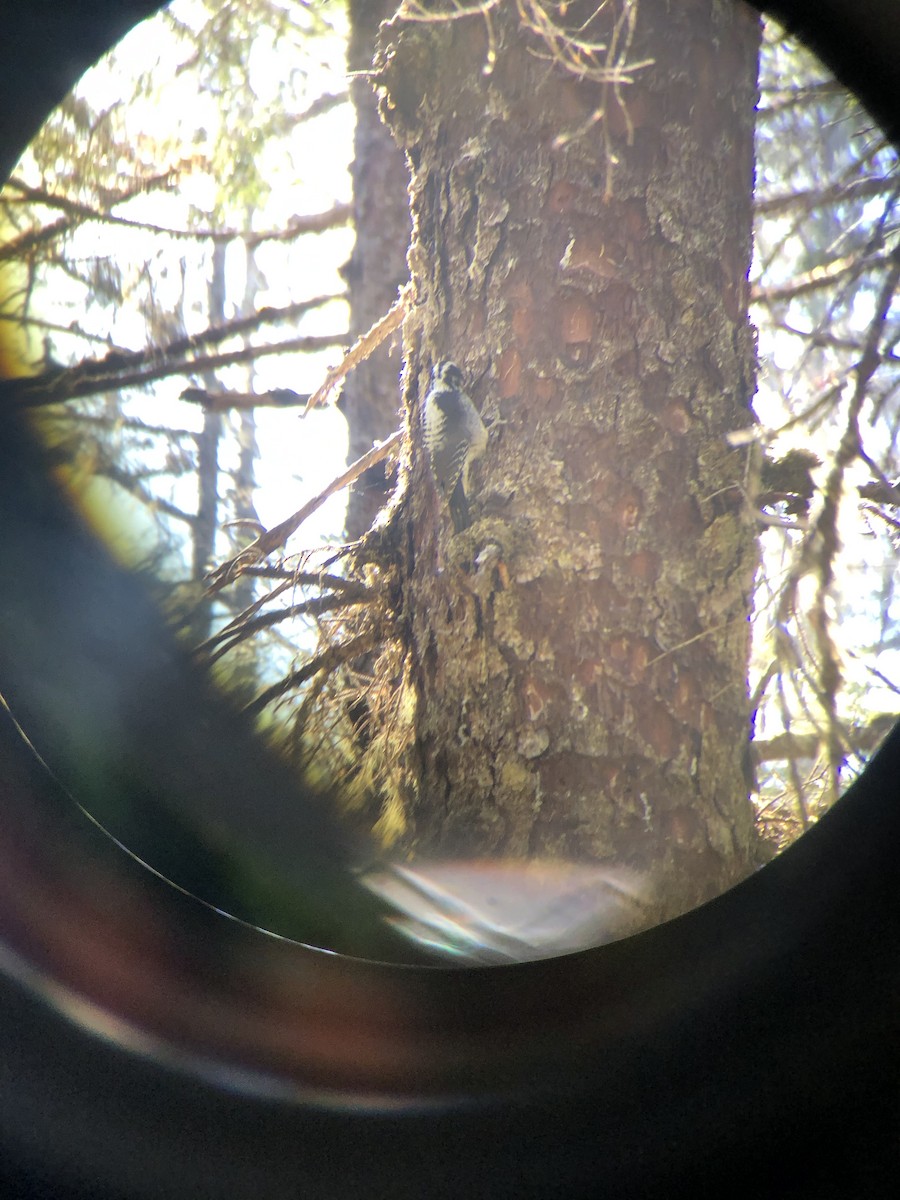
[{"left": 369, "top": 0, "right": 763, "bottom": 921}]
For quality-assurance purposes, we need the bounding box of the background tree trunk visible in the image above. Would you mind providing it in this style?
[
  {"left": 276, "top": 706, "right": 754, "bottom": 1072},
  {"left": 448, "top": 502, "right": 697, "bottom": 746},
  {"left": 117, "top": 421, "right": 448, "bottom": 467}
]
[
  {"left": 342, "top": 0, "right": 411, "bottom": 539},
  {"left": 373, "top": 0, "right": 764, "bottom": 920},
  {"left": 190, "top": 240, "right": 226, "bottom": 643}
]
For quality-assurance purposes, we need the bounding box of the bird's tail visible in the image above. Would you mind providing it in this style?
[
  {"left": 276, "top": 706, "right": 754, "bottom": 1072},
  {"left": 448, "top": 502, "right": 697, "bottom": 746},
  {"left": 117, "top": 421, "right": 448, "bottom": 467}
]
[{"left": 449, "top": 477, "right": 471, "bottom": 532}]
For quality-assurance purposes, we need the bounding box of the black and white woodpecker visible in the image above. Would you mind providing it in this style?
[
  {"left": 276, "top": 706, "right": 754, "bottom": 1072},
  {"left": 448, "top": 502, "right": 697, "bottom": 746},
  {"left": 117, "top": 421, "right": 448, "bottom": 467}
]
[{"left": 422, "top": 360, "right": 489, "bottom": 533}]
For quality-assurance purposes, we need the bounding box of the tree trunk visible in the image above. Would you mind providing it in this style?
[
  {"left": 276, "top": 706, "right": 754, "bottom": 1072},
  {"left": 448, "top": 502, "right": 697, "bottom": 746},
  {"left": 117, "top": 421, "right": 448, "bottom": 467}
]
[
  {"left": 342, "top": 0, "right": 411, "bottom": 539},
  {"left": 372, "top": 0, "right": 763, "bottom": 920},
  {"left": 191, "top": 240, "right": 226, "bottom": 643}
]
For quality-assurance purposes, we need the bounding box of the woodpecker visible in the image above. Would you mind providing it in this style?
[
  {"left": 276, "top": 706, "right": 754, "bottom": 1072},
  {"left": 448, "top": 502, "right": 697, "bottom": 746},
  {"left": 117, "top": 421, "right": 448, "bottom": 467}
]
[{"left": 422, "top": 360, "right": 489, "bottom": 532}]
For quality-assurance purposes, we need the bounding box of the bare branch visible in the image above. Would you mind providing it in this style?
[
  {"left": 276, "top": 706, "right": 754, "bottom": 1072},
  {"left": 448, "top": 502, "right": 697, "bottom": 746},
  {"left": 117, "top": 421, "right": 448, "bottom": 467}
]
[
  {"left": 305, "top": 283, "right": 412, "bottom": 412},
  {"left": 204, "top": 592, "right": 373, "bottom": 665},
  {"left": 752, "top": 250, "right": 894, "bottom": 306},
  {"left": 2, "top": 177, "right": 351, "bottom": 254},
  {"left": 197, "top": 575, "right": 374, "bottom": 659},
  {"left": 755, "top": 174, "right": 894, "bottom": 218},
  {"left": 205, "top": 431, "right": 402, "bottom": 595},
  {"left": 3, "top": 332, "right": 344, "bottom": 409},
  {"left": 180, "top": 386, "right": 311, "bottom": 412},
  {"left": 243, "top": 632, "right": 379, "bottom": 718}
]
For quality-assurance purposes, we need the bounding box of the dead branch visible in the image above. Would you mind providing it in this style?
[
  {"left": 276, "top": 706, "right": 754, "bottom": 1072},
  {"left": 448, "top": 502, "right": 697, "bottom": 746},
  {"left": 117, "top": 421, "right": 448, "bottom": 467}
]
[
  {"left": 205, "top": 430, "right": 402, "bottom": 595},
  {"left": 304, "top": 283, "right": 412, "bottom": 412},
  {"left": 3, "top": 332, "right": 344, "bottom": 409},
  {"left": 243, "top": 632, "right": 379, "bottom": 718},
  {"left": 204, "top": 592, "right": 374, "bottom": 665},
  {"left": 2, "top": 176, "right": 351, "bottom": 255}
]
